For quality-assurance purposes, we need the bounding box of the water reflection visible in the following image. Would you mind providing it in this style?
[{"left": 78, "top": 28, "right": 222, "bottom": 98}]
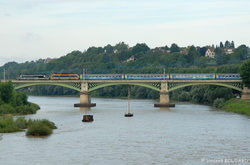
[
  {"left": 159, "top": 107, "right": 170, "bottom": 111},
  {"left": 79, "top": 107, "right": 91, "bottom": 113}
]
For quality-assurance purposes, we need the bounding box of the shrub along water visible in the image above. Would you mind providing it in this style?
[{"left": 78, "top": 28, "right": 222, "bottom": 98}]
[
  {"left": 0, "top": 116, "right": 22, "bottom": 133},
  {"left": 0, "top": 116, "right": 57, "bottom": 136}
]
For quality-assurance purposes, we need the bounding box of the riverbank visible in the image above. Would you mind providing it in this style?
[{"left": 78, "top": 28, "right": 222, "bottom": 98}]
[{"left": 222, "top": 98, "right": 250, "bottom": 116}]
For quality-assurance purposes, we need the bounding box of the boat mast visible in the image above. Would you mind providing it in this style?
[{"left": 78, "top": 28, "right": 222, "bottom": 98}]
[{"left": 128, "top": 87, "right": 131, "bottom": 113}]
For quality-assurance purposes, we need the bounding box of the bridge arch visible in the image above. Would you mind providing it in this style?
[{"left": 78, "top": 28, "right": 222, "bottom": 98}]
[
  {"left": 88, "top": 82, "right": 161, "bottom": 92},
  {"left": 168, "top": 82, "right": 243, "bottom": 92},
  {"left": 14, "top": 82, "right": 81, "bottom": 92}
]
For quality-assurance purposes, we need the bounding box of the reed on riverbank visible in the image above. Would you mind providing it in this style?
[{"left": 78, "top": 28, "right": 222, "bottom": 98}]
[{"left": 222, "top": 98, "right": 250, "bottom": 116}]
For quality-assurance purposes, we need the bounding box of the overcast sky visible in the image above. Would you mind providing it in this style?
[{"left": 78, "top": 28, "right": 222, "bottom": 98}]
[{"left": 0, "top": 0, "right": 250, "bottom": 66}]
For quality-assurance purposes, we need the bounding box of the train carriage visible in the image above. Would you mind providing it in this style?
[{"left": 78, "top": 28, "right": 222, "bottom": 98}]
[
  {"left": 125, "top": 74, "right": 169, "bottom": 80},
  {"left": 215, "top": 74, "right": 241, "bottom": 79},
  {"left": 170, "top": 74, "right": 215, "bottom": 79},
  {"left": 16, "top": 75, "right": 49, "bottom": 80},
  {"left": 50, "top": 74, "right": 80, "bottom": 80},
  {"left": 80, "top": 74, "right": 123, "bottom": 80}
]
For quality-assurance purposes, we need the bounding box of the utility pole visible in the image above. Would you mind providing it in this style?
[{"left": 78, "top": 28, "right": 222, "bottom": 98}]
[
  {"left": 164, "top": 68, "right": 166, "bottom": 80},
  {"left": 4, "top": 68, "right": 5, "bottom": 82}
]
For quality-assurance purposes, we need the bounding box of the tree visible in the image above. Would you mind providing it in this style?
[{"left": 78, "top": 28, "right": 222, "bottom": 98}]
[
  {"left": 131, "top": 43, "right": 150, "bottom": 55},
  {"left": 104, "top": 44, "right": 114, "bottom": 54},
  {"left": 230, "top": 41, "right": 235, "bottom": 49},
  {"left": 0, "top": 81, "right": 14, "bottom": 104},
  {"left": 225, "top": 40, "right": 231, "bottom": 49},
  {"left": 234, "top": 44, "right": 249, "bottom": 60},
  {"left": 214, "top": 47, "right": 229, "bottom": 65},
  {"left": 114, "top": 42, "right": 129, "bottom": 51},
  {"left": 170, "top": 43, "right": 180, "bottom": 53},
  {"left": 220, "top": 42, "right": 224, "bottom": 48},
  {"left": 186, "top": 45, "right": 200, "bottom": 65},
  {"left": 240, "top": 59, "right": 250, "bottom": 88},
  {"left": 199, "top": 47, "right": 207, "bottom": 56}
]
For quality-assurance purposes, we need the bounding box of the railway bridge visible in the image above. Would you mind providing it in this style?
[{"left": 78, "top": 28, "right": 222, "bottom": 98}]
[{"left": 12, "top": 79, "right": 250, "bottom": 107}]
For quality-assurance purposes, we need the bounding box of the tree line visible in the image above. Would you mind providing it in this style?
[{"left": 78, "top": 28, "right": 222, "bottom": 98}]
[{"left": 0, "top": 41, "right": 249, "bottom": 107}]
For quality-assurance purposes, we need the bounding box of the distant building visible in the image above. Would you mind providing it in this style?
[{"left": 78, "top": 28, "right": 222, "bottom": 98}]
[
  {"left": 180, "top": 48, "right": 188, "bottom": 55},
  {"left": 205, "top": 49, "right": 215, "bottom": 58},
  {"left": 126, "top": 56, "right": 135, "bottom": 62},
  {"left": 225, "top": 48, "right": 234, "bottom": 54}
]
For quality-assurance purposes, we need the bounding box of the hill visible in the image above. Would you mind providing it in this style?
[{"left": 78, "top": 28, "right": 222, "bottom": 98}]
[{"left": 0, "top": 41, "right": 249, "bottom": 103}]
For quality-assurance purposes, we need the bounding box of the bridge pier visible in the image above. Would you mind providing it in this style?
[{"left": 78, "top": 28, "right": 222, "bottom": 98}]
[
  {"left": 154, "top": 82, "right": 175, "bottom": 107},
  {"left": 241, "top": 87, "right": 250, "bottom": 100},
  {"left": 74, "top": 82, "right": 96, "bottom": 107}
]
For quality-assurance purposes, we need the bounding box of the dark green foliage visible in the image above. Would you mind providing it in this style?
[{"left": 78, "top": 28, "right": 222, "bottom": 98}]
[
  {"left": 170, "top": 43, "right": 180, "bottom": 53},
  {"left": 0, "top": 116, "right": 22, "bottom": 133},
  {"left": 240, "top": 59, "right": 250, "bottom": 88},
  {"left": 15, "top": 104, "right": 40, "bottom": 115},
  {"left": 213, "top": 98, "right": 225, "bottom": 108},
  {"left": 14, "top": 117, "right": 28, "bottom": 129},
  {"left": 0, "top": 116, "right": 57, "bottom": 136},
  {"left": 0, "top": 81, "right": 14, "bottom": 104},
  {"left": 0, "top": 104, "right": 15, "bottom": 115},
  {"left": 26, "top": 121, "right": 52, "bottom": 136},
  {"left": 26, "top": 119, "right": 57, "bottom": 136},
  {"left": 92, "top": 85, "right": 159, "bottom": 99},
  {"left": 171, "top": 85, "right": 235, "bottom": 107},
  {"left": 132, "top": 43, "right": 150, "bottom": 55},
  {"left": 0, "top": 81, "right": 40, "bottom": 115}
]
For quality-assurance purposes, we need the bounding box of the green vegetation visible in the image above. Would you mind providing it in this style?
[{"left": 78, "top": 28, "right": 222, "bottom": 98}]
[
  {"left": 1, "top": 41, "right": 246, "bottom": 98},
  {"left": 0, "top": 41, "right": 249, "bottom": 114},
  {"left": 0, "top": 116, "right": 22, "bottom": 133},
  {"left": 26, "top": 119, "right": 57, "bottom": 136},
  {"left": 0, "top": 116, "right": 57, "bottom": 136},
  {"left": 171, "top": 85, "right": 238, "bottom": 107},
  {"left": 0, "top": 81, "right": 56, "bottom": 136},
  {"left": 222, "top": 99, "right": 250, "bottom": 116},
  {"left": 0, "top": 81, "right": 40, "bottom": 115},
  {"left": 240, "top": 59, "right": 250, "bottom": 88}
]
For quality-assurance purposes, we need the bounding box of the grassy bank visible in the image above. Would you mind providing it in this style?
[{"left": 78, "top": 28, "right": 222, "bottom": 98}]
[{"left": 222, "top": 99, "right": 250, "bottom": 116}]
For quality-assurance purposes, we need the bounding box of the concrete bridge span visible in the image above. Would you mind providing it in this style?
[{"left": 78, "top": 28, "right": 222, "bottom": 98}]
[{"left": 12, "top": 79, "right": 250, "bottom": 107}]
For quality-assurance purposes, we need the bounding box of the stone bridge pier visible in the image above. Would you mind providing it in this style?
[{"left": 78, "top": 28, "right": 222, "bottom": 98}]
[
  {"left": 154, "top": 82, "right": 175, "bottom": 107},
  {"left": 74, "top": 82, "right": 96, "bottom": 107},
  {"left": 242, "top": 86, "right": 250, "bottom": 100}
]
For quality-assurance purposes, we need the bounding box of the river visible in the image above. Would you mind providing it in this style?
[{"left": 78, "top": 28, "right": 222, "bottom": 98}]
[{"left": 0, "top": 96, "right": 250, "bottom": 165}]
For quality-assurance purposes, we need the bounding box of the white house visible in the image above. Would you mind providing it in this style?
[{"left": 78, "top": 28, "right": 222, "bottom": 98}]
[
  {"left": 126, "top": 56, "right": 135, "bottom": 62},
  {"left": 205, "top": 49, "right": 215, "bottom": 58}
]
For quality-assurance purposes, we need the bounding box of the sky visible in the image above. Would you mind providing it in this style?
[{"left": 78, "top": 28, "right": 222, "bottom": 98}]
[{"left": 0, "top": 0, "right": 250, "bottom": 66}]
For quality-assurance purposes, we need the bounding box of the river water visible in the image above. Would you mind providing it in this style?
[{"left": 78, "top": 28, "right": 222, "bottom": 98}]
[{"left": 0, "top": 96, "right": 250, "bottom": 165}]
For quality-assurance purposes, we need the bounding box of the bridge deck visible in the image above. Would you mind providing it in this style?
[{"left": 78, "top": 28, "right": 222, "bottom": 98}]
[{"left": 12, "top": 79, "right": 242, "bottom": 83}]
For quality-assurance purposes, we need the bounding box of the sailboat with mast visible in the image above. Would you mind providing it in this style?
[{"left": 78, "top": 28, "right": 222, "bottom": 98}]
[{"left": 125, "top": 87, "right": 133, "bottom": 117}]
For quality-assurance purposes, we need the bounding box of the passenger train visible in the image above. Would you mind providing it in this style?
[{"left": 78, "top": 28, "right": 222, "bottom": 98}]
[{"left": 16, "top": 73, "right": 241, "bottom": 80}]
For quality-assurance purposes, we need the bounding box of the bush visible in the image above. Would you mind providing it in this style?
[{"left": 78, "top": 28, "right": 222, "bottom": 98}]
[
  {"left": 213, "top": 98, "right": 225, "bottom": 108},
  {"left": 26, "top": 119, "right": 57, "bottom": 137},
  {"left": 0, "top": 116, "right": 22, "bottom": 133},
  {"left": 14, "top": 103, "right": 40, "bottom": 115},
  {"left": 26, "top": 121, "right": 52, "bottom": 136},
  {"left": 0, "top": 104, "right": 15, "bottom": 115},
  {"left": 14, "top": 117, "right": 28, "bottom": 129}
]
